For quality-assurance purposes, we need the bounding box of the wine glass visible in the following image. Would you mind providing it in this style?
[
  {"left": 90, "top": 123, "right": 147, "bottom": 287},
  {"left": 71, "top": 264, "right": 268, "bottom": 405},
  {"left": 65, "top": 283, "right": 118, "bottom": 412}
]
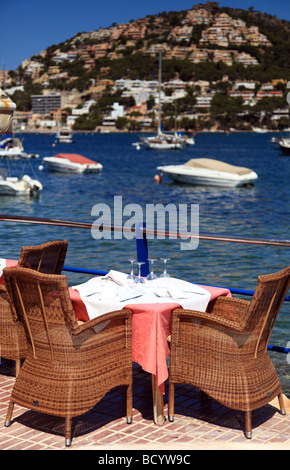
[
  {"left": 147, "top": 258, "right": 158, "bottom": 280},
  {"left": 127, "top": 258, "right": 136, "bottom": 283},
  {"left": 135, "top": 261, "right": 145, "bottom": 284},
  {"left": 159, "top": 258, "right": 170, "bottom": 278}
]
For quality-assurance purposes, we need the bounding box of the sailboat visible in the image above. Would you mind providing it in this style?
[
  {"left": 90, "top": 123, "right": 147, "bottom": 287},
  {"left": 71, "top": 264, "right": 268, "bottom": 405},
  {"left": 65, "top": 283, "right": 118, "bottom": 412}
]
[{"left": 138, "top": 53, "right": 186, "bottom": 150}]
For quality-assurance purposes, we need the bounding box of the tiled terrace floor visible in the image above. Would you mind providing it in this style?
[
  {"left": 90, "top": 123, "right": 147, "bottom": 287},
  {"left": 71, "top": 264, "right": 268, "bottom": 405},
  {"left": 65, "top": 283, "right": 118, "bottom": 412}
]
[{"left": 0, "top": 360, "right": 290, "bottom": 450}]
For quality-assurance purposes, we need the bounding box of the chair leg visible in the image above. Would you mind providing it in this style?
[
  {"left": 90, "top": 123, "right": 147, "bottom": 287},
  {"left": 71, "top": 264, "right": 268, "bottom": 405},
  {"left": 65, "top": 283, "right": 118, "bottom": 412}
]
[
  {"left": 126, "top": 384, "right": 133, "bottom": 424},
  {"left": 15, "top": 359, "right": 21, "bottom": 377},
  {"left": 4, "top": 400, "right": 14, "bottom": 427},
  {"left": 278, "top": 393, "right": 286, "bottom": 415},
  {"left": 168, "top": 382, "right": 175, "bottom": 422},
  {"left": 245, "top": 411, "right": 252, "bottom": 439},
  {"left": 65, "top": 417, "right": 72, "bottom": 447}
]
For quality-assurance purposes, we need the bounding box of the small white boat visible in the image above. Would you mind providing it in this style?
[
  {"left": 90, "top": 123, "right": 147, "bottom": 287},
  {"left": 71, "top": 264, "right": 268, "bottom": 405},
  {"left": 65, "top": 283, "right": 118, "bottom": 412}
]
[
  {"left": 55, "top": 127, "right": 74, "bottom": 144},
  {"left": 141, "top": 132, "right": 186, "bottom": 150},
  {"left": 0, "top": 136, "right": 39, "bottom": 159},
  {"left": 278, "top": 138, "right": 290, "bottom": 154},
  {"left": 253, "top": 127, "right": 268, "bottom": 133},
  {"left": 269, "top": 136, "right": 281, "bottom": 144},
  {"left": 184, "top": 135, "right": 195, "bottom": 146},
  {"left": 157, "top": 158, "right": 258, "bottom": 188},
  {"left": 0, "top": 168, "right": 42, "bottom": 196},
  {"left": 42, "top": 153, "right": 103, "bottom": 173}
]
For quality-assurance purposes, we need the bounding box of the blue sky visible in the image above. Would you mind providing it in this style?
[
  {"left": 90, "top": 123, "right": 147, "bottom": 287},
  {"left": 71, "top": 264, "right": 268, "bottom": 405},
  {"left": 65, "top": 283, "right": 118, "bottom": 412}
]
[{"left": 2, "top": 0, "right": 290, "bottom": 71}]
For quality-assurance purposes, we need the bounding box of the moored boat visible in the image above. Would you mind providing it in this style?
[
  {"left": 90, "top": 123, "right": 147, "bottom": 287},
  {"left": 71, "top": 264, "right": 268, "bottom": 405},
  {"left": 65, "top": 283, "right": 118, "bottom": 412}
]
[
  {"left": 253, "top": 127, "right": 268, "bottom": 133},
  {"left": 278, "top": 138, "right": 290, "bottom": 154},
  {"left": 135, "top": 53, "right": 186, "bottom": 151},
  {"left": 0, "top": 136, "right": 39, "bottom": 159},
  {"left": 157, "top": 158, "right": 258, "bottom": 187},
  {"left": 55, "top": 127, "right": 74, "bottom": 144},
  {"left": 0, "top": 168, "right": 42, "bottom": 196},
  {"left": 141, "top": 132, "right": 186, "bottom": 150},
  {"left": 42, "top": 153, "right": 103, "bottom": 173}
]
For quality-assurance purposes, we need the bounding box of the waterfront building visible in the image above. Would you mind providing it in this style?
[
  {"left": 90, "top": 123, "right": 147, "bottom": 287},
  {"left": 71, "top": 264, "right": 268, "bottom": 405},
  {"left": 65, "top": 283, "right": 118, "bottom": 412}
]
[{"left": 31, "top": 93, "right": 61, "bottom": 115}]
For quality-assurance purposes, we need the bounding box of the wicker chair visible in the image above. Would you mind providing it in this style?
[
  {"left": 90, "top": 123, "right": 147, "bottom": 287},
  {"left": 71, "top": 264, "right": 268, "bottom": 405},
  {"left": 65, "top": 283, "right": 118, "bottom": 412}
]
[
  {"left": 3, "top": 267, "right": 133, "bottom": 447},
  {"left": 17, "top": 239, "right": 68, "bottom": 274},
  {"left": 0, "top": 240, "right": 68, "bottom": 376},
  {"left": 168, "top": 266, "right": 290, "bottom": 439}
]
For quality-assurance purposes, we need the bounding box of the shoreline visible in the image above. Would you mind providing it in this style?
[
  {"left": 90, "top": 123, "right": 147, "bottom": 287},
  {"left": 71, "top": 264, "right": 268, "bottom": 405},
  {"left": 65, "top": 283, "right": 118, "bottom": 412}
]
[{"left": 12, "top": 127, "right": 288, "bottom": 135}]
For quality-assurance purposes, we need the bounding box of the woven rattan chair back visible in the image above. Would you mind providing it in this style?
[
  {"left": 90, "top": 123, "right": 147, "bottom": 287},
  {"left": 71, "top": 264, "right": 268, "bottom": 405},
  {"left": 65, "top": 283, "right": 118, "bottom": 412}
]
[
  {"left": 168, "top": 266, "right": 290, "bottom": 439},
  {"left": 17, "top": 239, "right": 68, "bottom": 274},
  {"left": 246, "top": 266, "right": 290, "bottom": 358},
  {"left": 3, "top": 266, "right": 133, "bottom": 446},
  {"left": 0, "top": 240, "right": 68, "bottom": 375},
  {"left": 4, "top": 267, "right": 76, "bottom": 360}
]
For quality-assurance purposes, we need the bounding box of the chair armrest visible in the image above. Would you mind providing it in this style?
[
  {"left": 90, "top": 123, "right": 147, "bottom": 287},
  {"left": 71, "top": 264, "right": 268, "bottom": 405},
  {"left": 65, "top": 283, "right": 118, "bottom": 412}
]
[
  {"left": 71, "top": 308, "right": 133, "bottom": 335},
  {"left": 172, "top": 306, "right": 246, "bottom": 332},
  {"left": 207, "top": 296, "right": 250, "bottom": 322}
]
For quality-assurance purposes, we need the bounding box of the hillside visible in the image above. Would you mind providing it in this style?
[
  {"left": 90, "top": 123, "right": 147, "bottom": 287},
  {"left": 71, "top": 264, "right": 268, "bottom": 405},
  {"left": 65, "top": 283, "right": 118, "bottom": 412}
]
[{"left": 5, "top": 2, "right": 290, "bottom": 132}]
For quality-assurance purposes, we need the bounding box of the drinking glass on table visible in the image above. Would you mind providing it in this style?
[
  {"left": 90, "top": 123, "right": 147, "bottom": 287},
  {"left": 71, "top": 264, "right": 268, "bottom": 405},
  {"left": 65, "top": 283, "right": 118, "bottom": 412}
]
[
  {"left": 135, "top": 261, "right": 145, "bottom": 284},
  {"left": 127, "top": 258, "right": 137, "bottom": 283},
  {"left": 147, "top": 258, "right": 158, "bottom": 281},
  {"left": 159, "top": 258, "right": 170, "bottom": 278}
]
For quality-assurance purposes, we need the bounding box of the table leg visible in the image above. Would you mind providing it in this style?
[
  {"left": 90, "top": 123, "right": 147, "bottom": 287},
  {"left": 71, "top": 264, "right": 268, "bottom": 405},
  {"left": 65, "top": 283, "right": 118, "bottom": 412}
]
[{"left": 152, "top": 375, "right": 165, "bottom": 425}]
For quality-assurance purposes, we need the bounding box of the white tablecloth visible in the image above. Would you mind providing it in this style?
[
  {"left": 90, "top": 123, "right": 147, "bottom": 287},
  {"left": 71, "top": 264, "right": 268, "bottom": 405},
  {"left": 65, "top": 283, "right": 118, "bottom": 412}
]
[{"left": 72, "top": 270, "right": 211, "bottom": 320}]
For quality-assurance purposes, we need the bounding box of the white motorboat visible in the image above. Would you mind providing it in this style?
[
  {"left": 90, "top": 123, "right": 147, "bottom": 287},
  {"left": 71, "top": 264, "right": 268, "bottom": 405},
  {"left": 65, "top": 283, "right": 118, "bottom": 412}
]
[
  {"left": 55, "top": 127, "right": 74, "bottom": 144},
  {"left": 42, "top": 153, "right": 103, "bottom": 173},
  {"left": 0, "top": 136, "right": 39, "bottom": 159},
  {"left": 278, "top": 138, "right": 290, "bottom": 154},
  {"left": 157, "top": 158, "right": 258, "bottom": 188},
  {"left": 0, "top": 168, "right": 42, "bottom": 196}
]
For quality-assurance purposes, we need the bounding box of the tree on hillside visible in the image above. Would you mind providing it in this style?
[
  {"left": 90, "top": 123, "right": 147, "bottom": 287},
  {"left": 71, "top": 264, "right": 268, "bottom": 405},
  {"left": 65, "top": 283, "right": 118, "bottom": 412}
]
[{"left": 211, "top": 93, "right": 244, "bottom": 116}]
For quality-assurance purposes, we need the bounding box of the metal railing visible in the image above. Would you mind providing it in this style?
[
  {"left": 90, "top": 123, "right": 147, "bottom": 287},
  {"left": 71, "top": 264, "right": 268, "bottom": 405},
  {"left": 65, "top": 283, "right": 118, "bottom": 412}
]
[{"left": 1, "top": 214, "right": 289, "bottom": 354}]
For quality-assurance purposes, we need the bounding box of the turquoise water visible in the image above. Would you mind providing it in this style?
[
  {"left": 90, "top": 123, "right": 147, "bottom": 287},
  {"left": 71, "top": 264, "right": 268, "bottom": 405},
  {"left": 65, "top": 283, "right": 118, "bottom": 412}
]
[{"left": 1, "top": 131, "right": 290, "bottom": 390}]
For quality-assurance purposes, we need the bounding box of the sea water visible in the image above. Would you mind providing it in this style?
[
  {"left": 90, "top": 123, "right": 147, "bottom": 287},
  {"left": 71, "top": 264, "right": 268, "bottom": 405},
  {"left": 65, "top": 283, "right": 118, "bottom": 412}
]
[{"left": 0, "top": 131, "right": 289, "bottom": 391}]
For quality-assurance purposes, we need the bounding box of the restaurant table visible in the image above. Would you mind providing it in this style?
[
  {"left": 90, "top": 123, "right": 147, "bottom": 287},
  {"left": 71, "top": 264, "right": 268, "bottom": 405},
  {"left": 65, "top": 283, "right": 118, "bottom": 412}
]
[
  {"left": 0, "top": 261, "right": 231, "bottom": 424},
  {"left": 69, "top": 270, "right": 231, "bottom": 425}
]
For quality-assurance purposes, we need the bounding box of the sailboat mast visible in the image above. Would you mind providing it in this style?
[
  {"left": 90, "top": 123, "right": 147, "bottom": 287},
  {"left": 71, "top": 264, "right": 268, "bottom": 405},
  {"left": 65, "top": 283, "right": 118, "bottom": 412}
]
[{"left": 158, "top": 52, "right": 162, "bottom": 135}]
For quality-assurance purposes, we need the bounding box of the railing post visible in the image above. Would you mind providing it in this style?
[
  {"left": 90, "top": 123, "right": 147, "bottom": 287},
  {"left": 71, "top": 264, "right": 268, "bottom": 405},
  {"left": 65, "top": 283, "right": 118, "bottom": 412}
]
[{"left": 136, "top": 222, "right": 149, "bottom": 277}]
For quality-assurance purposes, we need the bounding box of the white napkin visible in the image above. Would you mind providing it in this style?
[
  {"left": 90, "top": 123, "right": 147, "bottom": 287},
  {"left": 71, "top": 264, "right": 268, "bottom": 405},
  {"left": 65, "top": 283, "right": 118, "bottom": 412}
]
[{"left": 104, "top": 270, "right": 129, "bottom": 286}]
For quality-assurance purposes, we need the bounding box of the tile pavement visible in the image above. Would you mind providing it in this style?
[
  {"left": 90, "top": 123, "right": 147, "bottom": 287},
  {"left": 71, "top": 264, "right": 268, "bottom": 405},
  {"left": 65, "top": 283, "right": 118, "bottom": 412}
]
[{"left": 0, "top": 359, "right": 290, "bottom": 450}]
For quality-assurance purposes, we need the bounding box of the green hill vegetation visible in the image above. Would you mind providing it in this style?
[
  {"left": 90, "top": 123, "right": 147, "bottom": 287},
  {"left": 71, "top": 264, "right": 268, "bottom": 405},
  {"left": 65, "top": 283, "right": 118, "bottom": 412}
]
[{"left": 6, "top": 2, "right": 290, "bottom": 132}]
